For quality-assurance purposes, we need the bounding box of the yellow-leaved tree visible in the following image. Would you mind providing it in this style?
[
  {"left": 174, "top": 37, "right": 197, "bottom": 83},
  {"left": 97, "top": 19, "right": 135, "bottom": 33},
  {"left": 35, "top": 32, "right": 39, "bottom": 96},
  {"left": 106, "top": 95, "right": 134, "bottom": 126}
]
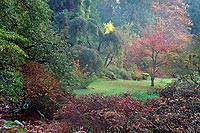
[{"left": 104, "top": 21, "right": 115, "bottom": 34}]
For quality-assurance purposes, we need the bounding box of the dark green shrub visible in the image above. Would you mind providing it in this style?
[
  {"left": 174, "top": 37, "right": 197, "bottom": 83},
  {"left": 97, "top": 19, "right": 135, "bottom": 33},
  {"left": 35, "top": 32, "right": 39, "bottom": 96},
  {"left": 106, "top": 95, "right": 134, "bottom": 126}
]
[
  {"left": 0, "top": 70, "right": 23, "bottom": 101},
  {"left": 97, "top": 69, "right": 117, "bottom": 80},
  {"left": 70, "top": 45, "right": 103, "bottom": 73},
  {"left": 108, "top": 65, "right": 131, "bottom": 80}
]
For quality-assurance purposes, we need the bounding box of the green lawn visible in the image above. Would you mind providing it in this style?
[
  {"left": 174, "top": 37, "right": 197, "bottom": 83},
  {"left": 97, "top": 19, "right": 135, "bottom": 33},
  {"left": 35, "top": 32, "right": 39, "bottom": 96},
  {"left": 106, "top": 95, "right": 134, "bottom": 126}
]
[{"left": 73, "top": 78, "right": 175, "bottom": 101}]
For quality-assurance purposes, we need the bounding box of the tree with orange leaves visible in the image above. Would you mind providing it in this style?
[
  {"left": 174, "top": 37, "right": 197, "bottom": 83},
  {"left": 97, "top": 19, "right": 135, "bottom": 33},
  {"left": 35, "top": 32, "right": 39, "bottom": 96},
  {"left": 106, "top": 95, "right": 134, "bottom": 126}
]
[{"left": 152, "top": 0, "right": 192, "bottom": 45}]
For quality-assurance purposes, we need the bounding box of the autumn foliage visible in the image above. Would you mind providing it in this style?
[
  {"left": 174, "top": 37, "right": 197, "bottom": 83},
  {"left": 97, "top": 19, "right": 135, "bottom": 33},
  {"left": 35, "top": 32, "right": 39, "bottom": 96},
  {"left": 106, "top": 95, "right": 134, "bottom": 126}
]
[
  {"left": 152, "top": 0, "right": 192, "bottom": 45},
  {"left": 1, "top": 75, "right": 199, "bottom": 132},
  {"left": 53, "top": 84, "right": 199, "bottom": 132},
  {"left": 21, "top": 61, "right": 69, "bottom": 119},
  {"left": 123, "top": 24, "right": 182, "bottom": 86}
]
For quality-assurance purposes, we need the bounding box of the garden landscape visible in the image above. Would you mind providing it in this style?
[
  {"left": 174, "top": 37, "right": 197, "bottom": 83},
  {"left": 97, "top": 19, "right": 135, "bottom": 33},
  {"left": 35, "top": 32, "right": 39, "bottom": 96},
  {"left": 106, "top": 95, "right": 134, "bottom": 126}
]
[{"left": 0, "top": 0, "right": 199, "bottom": 132}]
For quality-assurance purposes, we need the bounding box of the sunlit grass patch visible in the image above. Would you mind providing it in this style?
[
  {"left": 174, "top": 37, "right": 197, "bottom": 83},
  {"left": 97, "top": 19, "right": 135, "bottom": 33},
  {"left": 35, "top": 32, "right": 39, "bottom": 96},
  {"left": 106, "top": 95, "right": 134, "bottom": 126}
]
[{"left": 73, "top": 78, "right": 175, "bottom": 101}]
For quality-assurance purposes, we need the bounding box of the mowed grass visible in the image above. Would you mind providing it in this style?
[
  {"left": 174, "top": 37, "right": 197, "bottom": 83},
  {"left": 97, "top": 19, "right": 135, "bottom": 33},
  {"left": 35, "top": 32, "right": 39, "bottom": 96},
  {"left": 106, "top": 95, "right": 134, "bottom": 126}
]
[{"left": 74, "top": 78, "right": 175, "bottom": 101}]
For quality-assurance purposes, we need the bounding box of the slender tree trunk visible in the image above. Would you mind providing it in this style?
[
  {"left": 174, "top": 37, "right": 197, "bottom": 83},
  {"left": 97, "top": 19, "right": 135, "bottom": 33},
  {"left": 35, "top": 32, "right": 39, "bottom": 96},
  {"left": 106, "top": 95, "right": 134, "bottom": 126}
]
[
  {"left": 105, "top": 55, "right": 113, "bottom": 67},
  {"left": 87, "top": 40, "right": 92, "bottom": 49},
  {"left": 151, "top": 48, "right": 156, "bottom": 87},
  {"left": 97, "top": 42, "right": 102, "bottom": 53},
  {"left": 151, "top": 74, "right": 155, "bottom": 87},
  {"left": 104, "top": 53, "right": 111, "bottom": 67}
]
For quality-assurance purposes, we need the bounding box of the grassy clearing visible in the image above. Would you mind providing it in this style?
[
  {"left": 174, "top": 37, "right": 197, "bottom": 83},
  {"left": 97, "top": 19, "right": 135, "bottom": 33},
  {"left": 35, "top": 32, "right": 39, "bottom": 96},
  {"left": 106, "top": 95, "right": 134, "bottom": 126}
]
[{"left": 73, "top": 78, "right": 175, "bottom": 101}]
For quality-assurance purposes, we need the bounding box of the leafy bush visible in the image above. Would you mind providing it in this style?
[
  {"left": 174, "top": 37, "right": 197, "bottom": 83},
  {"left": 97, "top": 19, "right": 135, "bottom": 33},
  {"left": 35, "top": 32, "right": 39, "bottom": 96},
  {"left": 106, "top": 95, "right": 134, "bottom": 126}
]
[
  {"left": 97, "top": 69, "right": 117, "bottom": 80},
  {"left": 2, "top": 81, "right": 199, "bottom": 132},
  {"left": 54, "top": 94, "right": 123, "bottom": 132},
  {"left": 21, "top": 61, "right": 69, "bottom": 119},
  {"left": 142, "top": 72, "right": 150, "bottom": 80},
  {"left": 54, "top": 94, "right": 156, "bottom": 132},
  {"left": 0, "top": 29, "right": 28, "bottom": 101},
  {"left": 0, "top": 70, "right": 23, "bottom": 101},
  {"left": 54, "top": 84, "right": 200, "bottom": 132},
  {"left": 0, "top": 29, "right": 30, "bottom": 49},
  {"left": 70, "top": 45, "right": 103, "bottom": 73},
  {"left": 0, "top": 44, "right": 27, "bottom": 70},
  {"left": 146, "top": 90, "right": 200, "bottom": 132},
  {"left": 159, "top": 86, "right": 177, "bottom": 98},
  {"left": 108, "top": 65, "right": 131, "bottom": 80},
  {"left": 130, "top": 71, "right": 143, "bottom": 80},
  {"left": 67, "top": 59, "right": 97, "bottom": 87}
]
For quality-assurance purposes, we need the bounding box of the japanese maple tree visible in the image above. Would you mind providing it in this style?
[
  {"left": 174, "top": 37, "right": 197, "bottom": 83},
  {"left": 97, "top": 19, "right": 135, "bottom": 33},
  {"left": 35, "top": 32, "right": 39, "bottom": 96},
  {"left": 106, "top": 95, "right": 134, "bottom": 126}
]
[{"left": 124, "top": 24, "right": 181, "bottom": 87}]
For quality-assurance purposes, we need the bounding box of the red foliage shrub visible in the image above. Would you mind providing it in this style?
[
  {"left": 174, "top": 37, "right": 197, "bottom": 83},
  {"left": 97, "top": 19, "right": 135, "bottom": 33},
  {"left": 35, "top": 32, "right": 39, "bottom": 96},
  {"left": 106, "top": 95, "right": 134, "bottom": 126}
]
[
  {"left": 21, "top": 61, "right": 71, "bottom": 119},
  {"left": 54, "top": 94, "right": 154, "bottom": 132},
  {"left": 54, "top": 86, "right": 199, "bottom": 132},
  {"left": 24, "top": 120, "right": 65, "bottom": 132},
  {"left": 2, "top": 84, "right": 198, "bottom": 132},
  {"left": 159, "top": 86, "right": 177, "bottom": 98},
  {"left": 54, "top": 94, "right": 122, "bottom": 132},
  {"left": 145, "top": 96, "right": 200, "bottom": 132}
]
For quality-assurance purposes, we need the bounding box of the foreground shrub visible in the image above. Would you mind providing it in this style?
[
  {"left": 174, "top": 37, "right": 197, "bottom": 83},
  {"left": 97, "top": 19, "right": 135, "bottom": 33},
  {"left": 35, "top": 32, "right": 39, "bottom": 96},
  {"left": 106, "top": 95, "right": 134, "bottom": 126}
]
[
  {"left": 54, "top": 94, "right": 154, "bottom": 132},
  {"left": 54, "top": 85, "right": 199, "bottom": 132},
  {"left": 2, "top": 83, "right": 199, "bottom": 132},
  {"left": 145, "top": 96, "right": 200, "bottom": 132},
  {"left": 151, "top": 79, "right": 200, "bottom": 132},
  {"left": 21, "top": 61, "right": 69, "bottom": 119},
  {"left": 54, "top": 94, "right": 122, "bottom": 132}
]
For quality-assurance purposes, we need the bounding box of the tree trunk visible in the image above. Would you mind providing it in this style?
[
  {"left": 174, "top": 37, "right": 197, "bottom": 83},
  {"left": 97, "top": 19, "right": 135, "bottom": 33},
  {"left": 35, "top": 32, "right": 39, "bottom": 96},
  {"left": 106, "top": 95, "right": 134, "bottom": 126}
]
[
  {"left": 151, "top": 48, "right": 156, "bottom": 87},
  {"left": 97, "top": 42, "right": 102, "bottom": 53},
  {"left": 151, "top": 74, "right": 155, "bottom": 87},
  {"left": 105, "top": 55, "right": 113, "bottom": 67},
  {"left": 104, "top": 53, "right": 111, "bottom": 67}
]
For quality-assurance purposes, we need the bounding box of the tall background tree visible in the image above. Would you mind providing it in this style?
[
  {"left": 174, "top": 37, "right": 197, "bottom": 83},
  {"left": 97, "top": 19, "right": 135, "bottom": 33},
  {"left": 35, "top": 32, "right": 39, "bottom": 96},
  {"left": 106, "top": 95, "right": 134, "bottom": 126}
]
[
  {"left": 152, "top": 0, "right": 192, "bottom": 45},
  {"left": 0, "top": 0, "right": 51, "bottom": 43},
  {"left": 183, "top": 0, "right": 200, "bottom": 35},
  {"left": 48, "top": 0, "right": 122, "bottom": 73}
]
